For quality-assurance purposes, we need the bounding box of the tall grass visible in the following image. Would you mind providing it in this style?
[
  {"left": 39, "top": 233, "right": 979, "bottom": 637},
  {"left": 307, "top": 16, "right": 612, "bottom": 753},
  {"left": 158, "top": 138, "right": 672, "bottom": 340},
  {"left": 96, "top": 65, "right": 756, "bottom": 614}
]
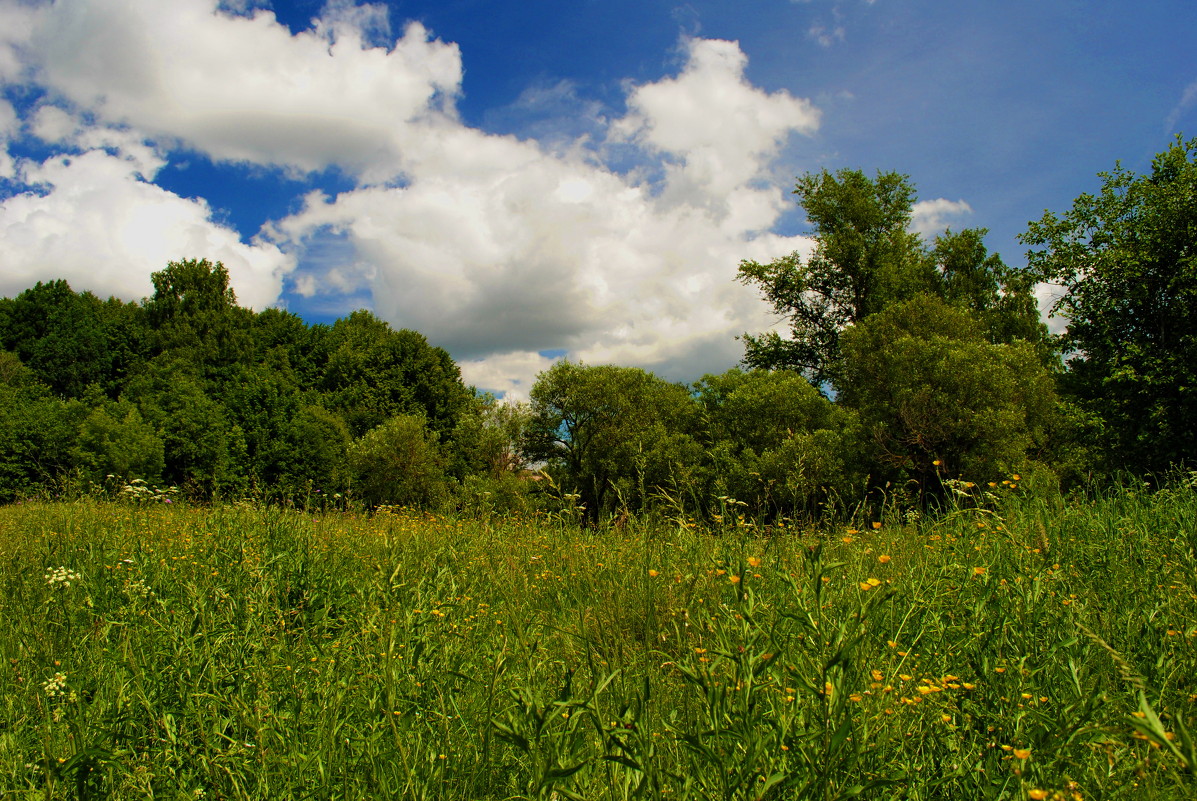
[{"left": 0, "top": 481, "right": 1194, "bottom": 799}]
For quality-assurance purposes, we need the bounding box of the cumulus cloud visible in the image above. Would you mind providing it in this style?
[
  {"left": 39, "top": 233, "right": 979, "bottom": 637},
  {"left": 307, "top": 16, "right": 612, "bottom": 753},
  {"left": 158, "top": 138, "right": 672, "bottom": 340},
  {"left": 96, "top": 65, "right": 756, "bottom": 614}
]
[
  {"left": 19, "top": 0, "right": 461, "bottom": 179},
  {"left": 911, "top": 197, "right": 973, "bottom": 238},
  {"left": 3, "top": 1, "right": 821, "bottom": 397},
  {"left": 0, "top": 142, "right": 293, "bottom": 308},
  {"left": 268, "top": 35, "right": 817, "bottom": 394},
  {"left": 613, "top": 37, "right": 820, "bottom": 213}
]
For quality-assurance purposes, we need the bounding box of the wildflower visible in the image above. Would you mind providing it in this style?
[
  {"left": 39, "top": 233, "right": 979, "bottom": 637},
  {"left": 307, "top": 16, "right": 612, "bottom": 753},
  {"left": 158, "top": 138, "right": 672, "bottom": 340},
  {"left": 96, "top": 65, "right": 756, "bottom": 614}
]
[
  {"left": 878, "top": 554, "right": 891, "bottom": 563},
  {"left": 43, "top": 672, "right": 68, "bottom": 698},
  {"left": 45, "top": 567, "right": 82, "bottom": 588},
  {"left": 1028, "top": 790, "right": 1048, "bottom": 800},
  {"left": 747, "top": 556, "right": 761, "bottom": 567},
  {"left": 973, "top": 567, "right": 987, "bottom": 576},
  {"left": 872, "top": 522, "right": 882, "bottom": 530},
  {"left": 647, "top": 569, "right": 659, "bottom": 578},
  {"left": 1013, "top": 748, "right": 1032, "bottom": 759},
  {"left": 729, "top": 574, "right": 741, "bottom": 584}
]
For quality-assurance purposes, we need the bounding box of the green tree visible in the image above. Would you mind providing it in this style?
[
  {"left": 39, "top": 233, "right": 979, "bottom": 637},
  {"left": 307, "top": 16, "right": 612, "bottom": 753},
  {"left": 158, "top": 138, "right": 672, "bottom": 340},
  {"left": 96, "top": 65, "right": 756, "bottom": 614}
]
[
  {"left": 524, "top": 362, "right": 699, "bottom": 519},
  {"left": 738, "top": 169, "right": 935, "bottom": 385},
  {"left": 0, "top": 280, "right": 110, "bottom": 397},
  {"left": 124, "top": 358, "right": 245, "bottom": 497},
  {"left": 932, "top": 228, "right": 1053, "bottom": 363},
  {"left": 318, "top": 311, "right": 471, "bottom": 438},
  {"left": 695, "top": 368, "right": 861, "bottom": 517},
  {"left": 348, "top": 414, "right": 449, "bottom": 508},
  {"left": 0, "top": 354, "right": 83, "bottom": 500},
  {"left": 1021, "top": 135, "right": 1197, "bottom": 473},
  {"left": 143, "top": 258, "right": 255, "bottom": 372},
  {"left": 72, "top": 399, "right": 166, "bottom": 485},
  {"left": 835, "top": 295, "right": 1056, "bottom": 490}
]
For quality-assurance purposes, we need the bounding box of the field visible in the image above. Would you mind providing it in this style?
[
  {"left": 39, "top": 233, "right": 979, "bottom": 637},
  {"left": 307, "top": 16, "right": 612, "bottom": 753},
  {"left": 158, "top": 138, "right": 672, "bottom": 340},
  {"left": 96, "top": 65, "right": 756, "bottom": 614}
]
[{"left": 1, "top": 484, "right": 1195, "bottom": 800}]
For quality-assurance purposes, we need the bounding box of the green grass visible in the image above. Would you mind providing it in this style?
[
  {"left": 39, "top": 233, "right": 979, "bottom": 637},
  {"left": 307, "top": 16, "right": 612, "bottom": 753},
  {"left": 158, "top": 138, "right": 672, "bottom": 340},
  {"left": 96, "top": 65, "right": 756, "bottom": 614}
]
[{"left": 0, "top": 483, "right": 1195, "bottom": 799}]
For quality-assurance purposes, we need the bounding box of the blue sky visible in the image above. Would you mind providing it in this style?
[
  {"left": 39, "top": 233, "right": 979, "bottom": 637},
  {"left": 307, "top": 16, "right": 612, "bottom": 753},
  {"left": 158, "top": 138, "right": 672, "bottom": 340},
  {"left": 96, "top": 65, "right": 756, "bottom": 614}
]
[{"left": 1, "top": 0, "right": 1194, "bottom": 397}]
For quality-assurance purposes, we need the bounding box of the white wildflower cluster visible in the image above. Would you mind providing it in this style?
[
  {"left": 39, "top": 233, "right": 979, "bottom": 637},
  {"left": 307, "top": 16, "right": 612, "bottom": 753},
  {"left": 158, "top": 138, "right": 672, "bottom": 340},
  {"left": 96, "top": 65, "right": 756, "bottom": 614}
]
[
  {"left": 45, "top": 566, "right": 81, "bottom": 588},
  {"left": 119, "top": 478, "right": 179, "bottom": 505},
  {"left": 43, "top": 672, "right": 68, "bottom": 698}
]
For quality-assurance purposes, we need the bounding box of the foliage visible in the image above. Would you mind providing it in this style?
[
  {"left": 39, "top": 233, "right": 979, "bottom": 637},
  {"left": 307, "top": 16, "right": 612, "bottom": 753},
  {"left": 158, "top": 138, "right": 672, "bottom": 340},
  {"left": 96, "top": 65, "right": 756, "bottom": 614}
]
[
  {"left": 737, "top": 169, "right": 936, "bottom": 385},
  {"left": 1022, "top": 135, "right": 1197, "bottom": 474},
  {"left": 739, "top": 169, "right": 1049, "bottom": 386},
  {"left": 348, "top": 413, "right": 450, "bottom": 508},
  {"left": 836, "top": 294, "right": 1057, "bottom": 489},
  {"left": 524, "top": 361, "right": 700, "bottom": 519}
]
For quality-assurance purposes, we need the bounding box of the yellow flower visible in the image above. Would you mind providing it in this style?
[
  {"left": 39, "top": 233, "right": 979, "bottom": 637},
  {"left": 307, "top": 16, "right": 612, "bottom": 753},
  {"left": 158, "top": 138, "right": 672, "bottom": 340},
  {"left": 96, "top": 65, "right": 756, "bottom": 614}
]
[
  {"left": 859, "top": 581, "right": 873, "bottom": 591},
  {"left": 1028, "top": 790, "right": 1048, "bottom": 800},
  {"left": 973, "top": 566, "right": 987, "bottom": 576},
  {"left": 842, "top": 535, "right": 854, "bottom": 544},
  {"left": 932, "top": 459, "right": 942, "bottom": 466},
  {"left": 648, "top": 569, "right": 659, "bottom": 577},
  {"left": 872, "top": 522, "right": 883, "bottom": 530},
  {"left": 1012, "top": 474, "right": 1022, "bottom": 481},
  {"left": 867, "top": 577, "right": 881, "bottom": 586},
  {"left": 729, "top": 574, "right": 741, "bottom": 584},
  {"left": 878, "top": 554, "right": 891, "bottom": 563},
  {"left": 1013, "top": 748, "right": 1032, "bottom": 760},
  {"left": 747, "top": 556, "right": 761, "bottom": 568}
]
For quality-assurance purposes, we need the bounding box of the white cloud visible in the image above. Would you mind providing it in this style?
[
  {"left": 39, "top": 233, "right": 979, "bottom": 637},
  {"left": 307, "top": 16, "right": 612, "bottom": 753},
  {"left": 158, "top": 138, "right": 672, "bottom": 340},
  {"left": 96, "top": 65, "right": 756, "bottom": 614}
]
[
  {"left": 911, "top": 197, "right": 973, "bottom": 238},
  {"left": 20, "top": 0, "right": 462, "bottom": 178},
  {"left": 613, "top": 37, "right": 820, "bottom": 212},
  {"left": 0, "top": 145, "right": 293, "bottom": 308},
  {"left": 267, "top": 36, "right": 818, "bottom": 394},
  {"left": 4, "top": 1, "right": 822, "bottom": 396},
  {"left": 1165, "top": 78, "right": 1197, "bottom": 133}
]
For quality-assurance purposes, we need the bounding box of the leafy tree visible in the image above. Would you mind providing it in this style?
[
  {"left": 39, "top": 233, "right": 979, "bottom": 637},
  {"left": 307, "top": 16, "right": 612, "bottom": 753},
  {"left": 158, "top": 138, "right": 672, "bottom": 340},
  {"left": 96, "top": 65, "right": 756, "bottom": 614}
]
[
  {"left": 524, "top": 362, "right": 699, "bottom": 519},
  {"left": 835, "top": 295, "right": 1057, "bottom": 490},
  {"left": 932, "top": 228, "right": 1053, "bottom": 362},
  {"left": 283, "top": 404, "right": 352, "bottom": 498},
  {"left": 1022, "top": 135, "right": 1197, "bottom": 473},
  {"left": 0, "top": 356, "right": 84, "bottom": 500},
  {"left": 319, "top": 311, "right": 472, "bottom": 438},
  {"left": 738, "top": 169, "right": 935, "bottom": 385},
  {"left": 0, "top": 280, "right": 108, "bottom": 397},
  {"left": 695, "top": 368, "right": 861, "bottom": 517},
  {"left": 348, "top": 414, "right": 449, "bottom": 508},
  {"left": 123, "top": 358, "right": 245, "bottom": 497},
  {"left": 143, "top": 258, "right": 255, "bottom": 372},
  {"left": 72, "top": 399, "right": 166, "bottom": 485}
]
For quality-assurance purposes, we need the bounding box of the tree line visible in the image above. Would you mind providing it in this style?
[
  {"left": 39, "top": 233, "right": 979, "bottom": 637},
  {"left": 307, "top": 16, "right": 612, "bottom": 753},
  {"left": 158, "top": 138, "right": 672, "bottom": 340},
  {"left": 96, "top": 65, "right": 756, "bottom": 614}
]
[{"left": 2, "top": 136, "right": 1194, "bottom": 519}]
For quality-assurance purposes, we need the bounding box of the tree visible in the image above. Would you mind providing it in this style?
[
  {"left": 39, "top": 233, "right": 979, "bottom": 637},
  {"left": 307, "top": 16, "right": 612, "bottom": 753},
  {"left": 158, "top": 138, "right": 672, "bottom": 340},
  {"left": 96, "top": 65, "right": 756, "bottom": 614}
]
[
  {"left": 932, "top": 228, "right": 1053, "bottom": 363},
  {"left": 143, "top": 258, "right": 255, "bottom": 371},
  {"left": 738, "top": 169, "right": 935, "bottom": 385},
  {"left": 348, "top": 414, "right": 449, "bottom": 508},
  {"left": 318, "top": 310, "right": 472, "bottom": 438},
  {"left": 524, "top": 362, "right": 699, "bottom": 519},
  {"left": 694, "top": 368, "right": 862, "bottom": 517},
  {"left": 1021, "top": 135, "right": 1197, "bottom": 473},
  {"left": 835, "top": 295, "right": 1056, "bottom": 489}
]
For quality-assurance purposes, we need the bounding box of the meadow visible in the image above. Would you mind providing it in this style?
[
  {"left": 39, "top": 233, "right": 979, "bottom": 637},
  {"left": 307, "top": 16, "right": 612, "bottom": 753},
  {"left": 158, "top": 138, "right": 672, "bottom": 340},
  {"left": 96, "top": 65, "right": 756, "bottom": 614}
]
[{"left": 1, "top": 481, "right": 1195, "bottom": 800}]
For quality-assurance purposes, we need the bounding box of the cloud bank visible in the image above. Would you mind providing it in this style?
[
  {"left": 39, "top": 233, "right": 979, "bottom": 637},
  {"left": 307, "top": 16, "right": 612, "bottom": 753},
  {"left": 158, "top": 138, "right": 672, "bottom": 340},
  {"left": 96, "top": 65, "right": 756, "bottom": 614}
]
[{"left": 0, "top": 0, "right": 831, "bottom": 397}]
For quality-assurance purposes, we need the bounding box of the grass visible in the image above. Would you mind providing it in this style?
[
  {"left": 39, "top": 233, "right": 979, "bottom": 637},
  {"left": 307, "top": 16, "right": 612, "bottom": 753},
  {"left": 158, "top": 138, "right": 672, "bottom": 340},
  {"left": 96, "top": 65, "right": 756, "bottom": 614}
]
[{"left": 0, "top": 481, "right": 1195, "bottom": 800}]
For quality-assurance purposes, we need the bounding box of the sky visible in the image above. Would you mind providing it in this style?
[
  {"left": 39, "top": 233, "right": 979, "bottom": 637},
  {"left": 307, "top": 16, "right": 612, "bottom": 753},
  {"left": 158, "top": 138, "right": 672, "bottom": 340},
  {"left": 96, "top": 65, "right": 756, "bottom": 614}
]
[{"left": 1, "top": 0, "right": 1195, "bottom": 399}]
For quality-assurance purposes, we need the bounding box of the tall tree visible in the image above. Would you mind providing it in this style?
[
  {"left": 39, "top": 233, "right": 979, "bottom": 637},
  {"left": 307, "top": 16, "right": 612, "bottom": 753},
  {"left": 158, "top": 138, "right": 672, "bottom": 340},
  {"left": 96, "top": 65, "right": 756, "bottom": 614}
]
[
  {"left": 1021, "top": 135, "right": 1197, "bottom": 473},
  {"left": 835, "top": 294, "right": 1057, "bottom": 489},
  {"left": 738, "top": 169, "right": 935, "bottom": 385},
  {"left": 524, "top": 362, "right": 699, "bottom": 519}
]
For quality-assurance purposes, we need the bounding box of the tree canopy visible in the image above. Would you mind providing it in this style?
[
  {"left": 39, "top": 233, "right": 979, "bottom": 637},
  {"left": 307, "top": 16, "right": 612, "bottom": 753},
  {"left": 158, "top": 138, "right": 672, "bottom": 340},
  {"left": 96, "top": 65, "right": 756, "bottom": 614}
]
[{"left": 1022, "top": 135, "right": 1197, "bottom": 474}]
